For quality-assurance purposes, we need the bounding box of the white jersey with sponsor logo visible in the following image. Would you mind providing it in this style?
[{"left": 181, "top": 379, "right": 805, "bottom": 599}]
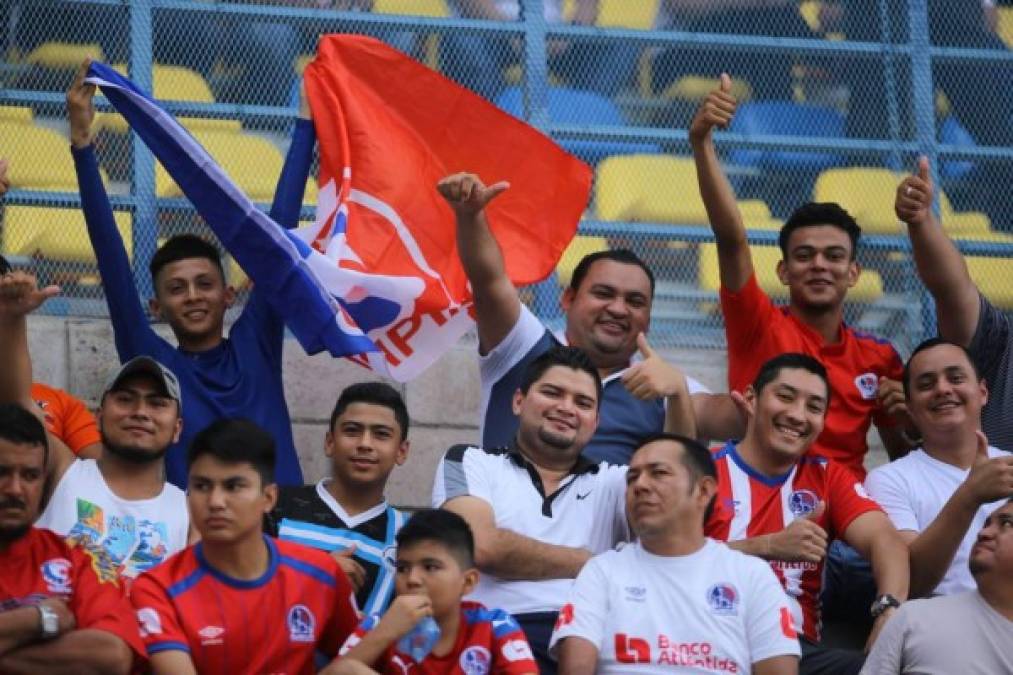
[{"left": 549, "top": 539, "right": 800, "bottom": 673}]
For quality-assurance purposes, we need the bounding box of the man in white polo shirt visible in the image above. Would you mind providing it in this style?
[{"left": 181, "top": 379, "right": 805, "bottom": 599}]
[
  {"left": 865, "top": 338, "right": 1013, "bottom": 598},
  {"left": 551, "top": 433, "right": 800, "bottom": 674},
  {"left": 432, "top": 345, "right": 634, "bottom": 674}
]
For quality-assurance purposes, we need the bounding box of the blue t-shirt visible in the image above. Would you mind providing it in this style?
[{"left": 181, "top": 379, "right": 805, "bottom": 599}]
[
  {"left": 478, "top": 305, "right": 707, "bottom": 465},
  {"left": 73, "top": 119, "right": 317, "bottom": 487}
]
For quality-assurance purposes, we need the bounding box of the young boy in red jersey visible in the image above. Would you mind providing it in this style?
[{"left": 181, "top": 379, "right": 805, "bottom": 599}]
[
  {"left": 130, "top": 418, "right": 359, "bottom": 675},
  {"left": 327, "top": 509, "right": 538, "bottom": 675}
]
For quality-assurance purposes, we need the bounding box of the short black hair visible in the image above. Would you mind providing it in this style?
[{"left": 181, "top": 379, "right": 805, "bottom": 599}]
[
  {"left": 779, "top": 203, "right": 861, "bottom": 260},
  {"left": 519, "top": 345, "right": 602, "bottom": 407},
  {"left": 0, "top": 404, "right": 48, "bottom": 467},
  {"left": 633, "top": 432, "right": 717, "bottom": 521},
  {"left": 329, "top": 382, "right": 409, "bottom": 442},
  {"left": 396, "top": 509, "right": 475, "bottom": 569},
  {"left": 149, "top": 234, "right": 225, "bottom": 286},
  {"left": 569, "top": 249, "right": 655, "bottom": 298},
  {"left": 187, "top": 418, "right": 275, "bottom": 486},
  {"left": 752, "top": 352, "right": 831, "bottom": 406},
  {"left": 0, "top": 254, "right": 10, "bottom": 275},
  {"left": 903, "top": 337, "right": 981, "bottom": 398}
]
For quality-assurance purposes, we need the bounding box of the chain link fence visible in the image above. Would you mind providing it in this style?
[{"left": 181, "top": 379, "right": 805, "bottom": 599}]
[{"left": 2, "top": 0, "right": 1011, "bottom": 356}]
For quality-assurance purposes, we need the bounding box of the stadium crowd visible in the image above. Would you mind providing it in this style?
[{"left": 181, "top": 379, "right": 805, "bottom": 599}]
[{"left": 2, "top": 3, "right": 1013, "bottom": 674}]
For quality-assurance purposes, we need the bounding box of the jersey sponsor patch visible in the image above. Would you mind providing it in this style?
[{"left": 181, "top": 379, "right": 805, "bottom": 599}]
[
  {"left": 287, "top": 604, "right": 316, "bottom": 642},
  {"left": 501, "top": 639, "right": 534, "bottom": 663},
  {"left": 624, "top": 585, "right": 647, "bottom": 602},
  {"left": 788, "top": 489, "right": 820, "bottom": 517},
  {"left": 198, "top": 625, "right": 225, "bottom": 645},
  {"left": 706, "top": 583, "right": 739, "bottom": 616},
  {"left": 854, "top": 372, "right": 879, "bottom": 400},
  {"left": 459, "top": 645, "right": 491, "bottom": 675},
  {"left": 40, "top": 558, "right": 72, "bottom": 594},
  {"left": 137, "top": 607, "right": 162, "bottom": 637}
]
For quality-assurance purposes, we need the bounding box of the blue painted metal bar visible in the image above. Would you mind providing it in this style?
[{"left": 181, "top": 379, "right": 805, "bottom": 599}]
[{"left": 129, "top": 0, "right": 157, "bottom": 301}]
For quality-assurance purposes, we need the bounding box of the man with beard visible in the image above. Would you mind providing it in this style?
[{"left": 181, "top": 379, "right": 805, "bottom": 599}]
[
  {"left": 0, "top": 403, "right": 145, "bottom": 674},
  {"left": 689, "top": 75, "right": 914, "bottom": 478},
  {"left": 431, "top": 346, "right": 631, "bottom": 673},
  {"left": 0, "top": 271, "right": 189, "bottom": 580}
]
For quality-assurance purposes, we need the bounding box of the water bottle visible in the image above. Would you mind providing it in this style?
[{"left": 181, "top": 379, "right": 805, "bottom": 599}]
[{"left": 397, "top": 615, "right": 441, "bottom": 662}]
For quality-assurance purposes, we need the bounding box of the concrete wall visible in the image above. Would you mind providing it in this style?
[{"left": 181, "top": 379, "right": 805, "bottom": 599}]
[{"left": 27, "top": 316, "right": 885, "bottom": 508}]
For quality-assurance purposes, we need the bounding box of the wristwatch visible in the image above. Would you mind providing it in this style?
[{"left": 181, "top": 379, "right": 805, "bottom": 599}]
[
  {"left": 37, "top": 604, "right": 60, "bottom": 639},
  {"left": 869, "top": 593, "right": 901, "bottom": 619}
]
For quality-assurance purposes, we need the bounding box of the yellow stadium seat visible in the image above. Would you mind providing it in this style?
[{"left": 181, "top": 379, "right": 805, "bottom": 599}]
[
  {"left": 1, "top": 206, "right": 132, "bottom": 264},
  {"left": 799, "top": 0, "right": 823, "bottom": 32},
  {"left": 999, "top": 7, "right": 1013, "bottom": 49},
  {"left": 969, "top": 256, "right": 1013, "bottom": 309},
  {"left": 812, "top": 167, "right": 904, "bottom": 234},
  {"left": 96, "top": 64, "right": 218, "bottom": 134},
  {"left": 595, "top": 155, "right": 776, "bottom": 229},
  {"left": 0, "top": 106, "right": 33, "bottom": 124},
  {"left": 373, "top": 0, "right": 449, "bottom": 17},
  {"left": 556, "top": 235, "right": 609, "bottom": 287},
  {"left": 2, "top": 124, "right": 79, "bottom": 191},
  {"left": 24, "top": 42, "right": 104, "bottom": 69},
  {"left": 563, "top": 0, "right": 659, "bottom": 29},
  {"left": 938, "top": 191, "right": 993, "bottom": 236},
  {"left": 155, "top": 130, "right": 283, "bottom": 201},
  {"left": 698, "top": 243, "right": 883, "bottom": 302},
  {"left": 662, "top": 75, "right": 753, "bottom": 103}
]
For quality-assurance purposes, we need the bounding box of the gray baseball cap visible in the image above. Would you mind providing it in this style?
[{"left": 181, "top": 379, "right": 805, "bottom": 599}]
[{"left": 102, "top": 356, "right": 182, "bottom": 406}]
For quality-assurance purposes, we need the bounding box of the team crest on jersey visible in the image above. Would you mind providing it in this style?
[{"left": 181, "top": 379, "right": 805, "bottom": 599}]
[
  {"left": 40, "top": 558, "right": 72, "bottom": 594},
  {"left": 287, "top": 604, "right": 316, "bottom": 642},
  {"left": 624, "top": 586, "right": 647, "bottom": 602},
  {"left": 382, "top": 544, "right": 397, "bottom": 569},
  {"left": 789, "top": 489, "right": 820, "bottom": 517},
  {"left": 501, "top": 639, "right": 534, "bottom": 662},
  {"left": 137, "top": 607, "right": 162, "bottom": 637},
  {"left": 198, "top": 625, "right": 225, "bottom": 645},
  {"left": 706, "top": 583, "right": 739, "bottom": 615},
  {"left": 854, "top": 372, "right": 878, "bottom": 400},
  {"left": 459, "top": 646, "right": 491, "bottom": 675}
]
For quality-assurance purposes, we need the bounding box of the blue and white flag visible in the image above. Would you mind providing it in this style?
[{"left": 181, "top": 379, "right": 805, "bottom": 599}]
[{"left": 84, "top": 61, "right": 380, "bottom": 363}]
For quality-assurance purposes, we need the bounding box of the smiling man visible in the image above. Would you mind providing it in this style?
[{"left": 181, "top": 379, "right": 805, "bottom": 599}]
[
  {"left": 689, "top": 75, "right": 912, "bottom": 478},
  {"left": 862, "top": 499, "right": 1013, "bottom": 674},
  {"left": 865, "top": 338, "right": 1013, "bottom": 599},
  {"left": 438, "top": 172, "right": 726, "bottom": 463},
  {"left": 706, "top": 353, "right": 909, "bottom": 675},
  {"left": 130, "top": 418, "right": 360, "bottom": 675},
  {"left": 431, "top": 346, "right": 630, "bottom": 673},
  {"left": 0, "top": 272, "right": 188, "bottom": 580},
  {"left": 551, "top": 433, "right": 800, "bottom": 674}
]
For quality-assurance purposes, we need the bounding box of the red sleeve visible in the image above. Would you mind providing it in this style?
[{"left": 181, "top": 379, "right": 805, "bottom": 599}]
[
  {"left": 31, "top": 384, "right": 101, "bottom": 455},
  {"left": 719, "top": 273, "right": 778, "bottom": 390},
  {"left": 872, "top": 346, "right": 906, "bottom": 428},
  {"left": 67, "top": 543, "right": 147, "bottom": 666},
  {"left": 826, "top": 461, "right": 882, "bottom": 538},
  {"left": 318, "top": 562, "right": 361, "bottom": 658},
  {"left": 490, "top": 612, "right": 538, "bottom": 674},
  {"left": 128, "top": 571, "right": 190, "bottom": 658}
]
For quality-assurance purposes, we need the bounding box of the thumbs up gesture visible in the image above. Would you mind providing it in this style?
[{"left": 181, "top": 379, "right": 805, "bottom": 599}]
[
  {"left": 766, "top": 500, "right": 829, "bottom": 563},
  {"left": 895, "top": 156, "right": 934, "bottom": 227},
  {"left": 437, "top": 172, "right": 510, "bottom": 219},
  {"left": 960, "top": 431, "right": 1013, "bottom": 505},
  {"left": 689, "top": 73, "right": 737, "bottom": 144},
  {"left": 621, "top": 333, "right": 690, "bottom": 401},
  {"left": 0, "top": 271, "right": 60, "bottom": 318}
]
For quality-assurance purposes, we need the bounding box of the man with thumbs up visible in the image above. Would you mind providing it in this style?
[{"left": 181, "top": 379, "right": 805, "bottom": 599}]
[
  {"left": 690, "top": 74, "right": 914, "bottom": 481},
  {"left": 706, "top": 353, "right": 909, "bottom": 674},
  {"left": 438, "top": 172, "right": 717, "bottom": 466},
  {"left": 898, "top": 156, "right": 1013, "bottom": 456},
  {"left": 865, "top": 338, "right": 1013, "bottom": 598}
]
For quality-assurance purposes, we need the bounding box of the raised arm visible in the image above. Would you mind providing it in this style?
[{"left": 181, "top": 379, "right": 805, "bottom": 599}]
[
  {"left": 896, "top": 156, "right": 981, "bottom": 347},
  {"left": 437, "top": 173, "right": 517, "bottom": 354},
  {"left": 269, "top": 80, "right": 315, "bottom": 230},
  {"left": 688, "top": 74, "right": 753, "bottom": 292},
  {"left": 443, "top": 496, "right": 590, "bottom": 579},
  {"left": 68, "top": 60, "right": 158, "bottom": 360}
]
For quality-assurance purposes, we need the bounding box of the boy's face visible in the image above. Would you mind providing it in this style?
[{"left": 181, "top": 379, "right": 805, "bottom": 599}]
[
  {"left": 326, "top": 403, "right": 409, "bottom": 488},
  {"left": 395, "top": 540, "right": 477, "bottom": 622},
  {"left": 777, "top": 225, "right": 858, "bottom": 312},
  {"left": 150, "top": 257, "right": 235, "bottom": 350},
  {"left": 187, "top": 455, "right": 276, "bottom": 545}
]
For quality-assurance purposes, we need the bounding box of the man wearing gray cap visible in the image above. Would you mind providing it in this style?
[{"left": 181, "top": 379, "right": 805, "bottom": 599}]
[{"left": 0, "top": 271, "right": 189, "bottom": 580}]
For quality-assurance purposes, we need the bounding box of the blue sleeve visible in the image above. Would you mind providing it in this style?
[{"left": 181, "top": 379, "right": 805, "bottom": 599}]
[
  {"left": 72, "top": 144, "right": 162, "bottom": 361},
  {"left": 233, "top": 118, "right": 316, "bottom": 355}
]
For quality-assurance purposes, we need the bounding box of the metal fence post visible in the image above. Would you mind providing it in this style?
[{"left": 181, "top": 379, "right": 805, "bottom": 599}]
[{"left": 129, "top": 0, "right": 157, "bottom": 301}]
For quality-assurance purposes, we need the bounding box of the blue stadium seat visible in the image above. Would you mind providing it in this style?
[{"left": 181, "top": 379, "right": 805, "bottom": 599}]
[
  {"left": 939, "top": 115, "right": 975, "bottom": 180},
  {"left": 728, "top": 101, "right": 845, "bottom": 172},
  {"left": 495, "top": 86, "right": 660, "bottom": 165}
]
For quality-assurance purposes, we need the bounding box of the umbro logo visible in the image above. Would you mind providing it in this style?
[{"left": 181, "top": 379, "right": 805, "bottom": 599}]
[{"left": 576, "top": 492, "right": 591, "bottom": 500}]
